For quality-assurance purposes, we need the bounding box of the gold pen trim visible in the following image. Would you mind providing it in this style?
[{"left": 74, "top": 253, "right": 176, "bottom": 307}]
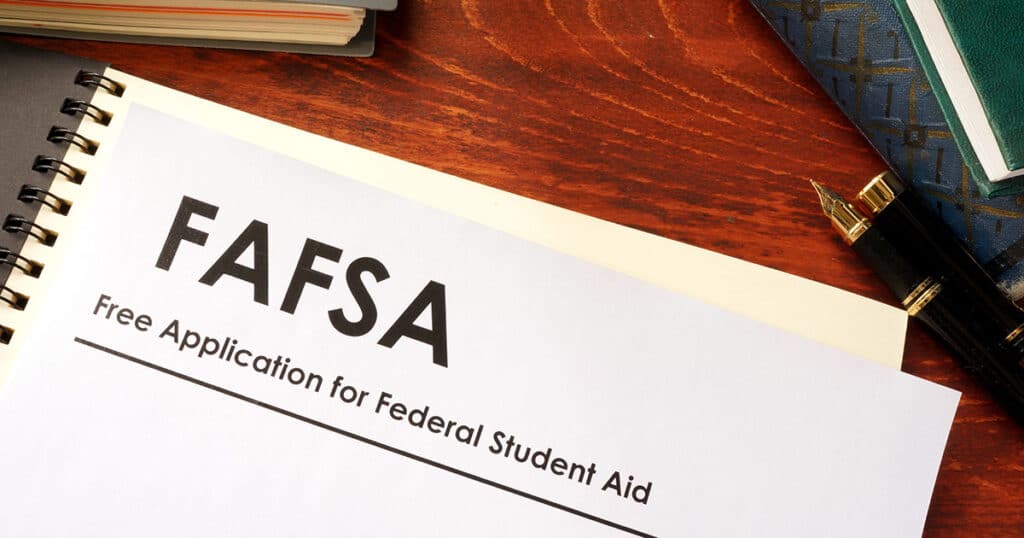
[
  {"left": 902, "top": 277, "right": 936, "bottom": 308},
  {"left": 845, "top": 220, "right": 871, "bottom": 244},
  {"left": 903, "top": 278, "right": 943, "bottom": 317},
  {"left": 857, "top": 171, "right": 898, "bottom": 216},
  {"left": 1005, "top": 323, "right": 1024, "bottom": 344}
]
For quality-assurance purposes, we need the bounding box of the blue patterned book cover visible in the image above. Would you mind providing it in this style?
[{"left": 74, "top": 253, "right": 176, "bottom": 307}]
[{"left": 750, "top": 0, "right": 1024, "bottom": 299}]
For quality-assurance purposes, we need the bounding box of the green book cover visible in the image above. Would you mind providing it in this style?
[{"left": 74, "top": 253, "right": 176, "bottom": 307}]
[{"left": 892, "top": 0, "right": 1024, "bottom": 197}]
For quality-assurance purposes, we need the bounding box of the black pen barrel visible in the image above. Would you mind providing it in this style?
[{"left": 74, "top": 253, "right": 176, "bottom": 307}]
[
  {"left": 863, "top": 177, "right": 1024, "bottom": 336},
  {"left": 850, "top": 226, "right": 929, "bottom": 300},
  {"left": 852, "top": 225, "right": 1024, "bottom": 421},
  {"left": 912, "top": 288, "right": 1024, "bottom": 423}
]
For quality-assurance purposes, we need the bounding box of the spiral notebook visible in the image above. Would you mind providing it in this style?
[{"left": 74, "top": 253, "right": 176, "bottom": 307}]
[{"left": 0, "top": 40, "right": 958, "bottom": 537}]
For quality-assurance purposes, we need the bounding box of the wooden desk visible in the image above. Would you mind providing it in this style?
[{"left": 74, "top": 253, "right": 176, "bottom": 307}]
[{"left": 10, "top": 0, "right": 1024, "bottom": 534}]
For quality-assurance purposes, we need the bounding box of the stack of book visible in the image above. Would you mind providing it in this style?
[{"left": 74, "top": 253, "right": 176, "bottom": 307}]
[
  {"left": 892, "top": 0, "right": 1024, "bottom": 190},
  {"left": 0, "top": 0, "right": 396, "bottom": 55},
  {"left": 749, "top": 0, "right": 1024, "bottom": 299}
]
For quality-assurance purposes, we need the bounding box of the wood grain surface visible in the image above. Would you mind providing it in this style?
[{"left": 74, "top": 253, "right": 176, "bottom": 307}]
[{"left": 7, "top": 0, "right": 1024, "bottom": 534}]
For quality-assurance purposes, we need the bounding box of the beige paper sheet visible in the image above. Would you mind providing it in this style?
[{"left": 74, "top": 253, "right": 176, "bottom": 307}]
[{"left": 0, "top": 67, "right": 908, "bottom": 379}]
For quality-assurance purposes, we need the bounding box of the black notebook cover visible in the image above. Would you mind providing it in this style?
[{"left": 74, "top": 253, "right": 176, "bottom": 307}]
[{"left": 0, "top": 40, "right": 106, "bottom": 287}]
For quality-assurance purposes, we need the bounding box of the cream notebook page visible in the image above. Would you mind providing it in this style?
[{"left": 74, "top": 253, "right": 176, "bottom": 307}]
[{"left": 0, "top": 72, "right": 955, "bottom": 537}]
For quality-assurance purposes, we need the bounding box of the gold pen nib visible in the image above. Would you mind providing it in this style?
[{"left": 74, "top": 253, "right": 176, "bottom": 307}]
[
  {"left": 810, "top": 180, "right": 840, "bottom": 213},
  {"left": 811, "top": 180, "right": 871, "bottom": 244}
]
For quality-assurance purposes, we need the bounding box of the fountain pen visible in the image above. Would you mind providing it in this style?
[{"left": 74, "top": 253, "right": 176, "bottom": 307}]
[{"left": 812, "top": 181, "right": 1024, "bottom": 422}]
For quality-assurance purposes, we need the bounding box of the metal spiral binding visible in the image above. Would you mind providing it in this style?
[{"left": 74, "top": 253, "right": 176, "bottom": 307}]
[
  {"left": 0, "top": 286, "right": 28, "bottom": 311},
  {"left": 47, "top": 127, "right": 99, "bottom": 155},
  {"left": 60, "top": 98, "right": 113, "bottom": 125},
  {"left": 4, "top": 216, "right": 58, "bottom": 246},
  {"left": 0, "top": 248, "right": 43, "bottom": 278},
  {"left": 32, "top": 156, "right": 86, "bottom": 184},
  {"left": 74, "top": 71, "right": 126, "bottom": 97},
  {"left": 17, "top": 185, "right": 72, "bottom": 215},
  {"left": 0, "top": 70, "right": 125, "bottom": 345}
]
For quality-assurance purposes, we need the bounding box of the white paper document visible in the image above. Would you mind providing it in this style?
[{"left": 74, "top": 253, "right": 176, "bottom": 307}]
[{"left": 0, "top": 85, "right": 958, "bottom": 537}]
